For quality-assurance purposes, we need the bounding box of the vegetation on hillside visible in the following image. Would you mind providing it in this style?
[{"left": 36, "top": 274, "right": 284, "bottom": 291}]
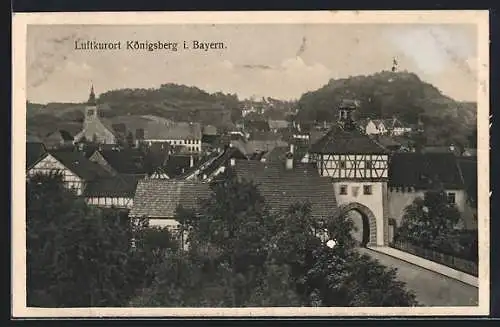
[
  {"left": 27, "top": 72, "right": 477, "bottom": 148},
  {"left": 296, "top": 71, "right": 477, "bottom": 146}
]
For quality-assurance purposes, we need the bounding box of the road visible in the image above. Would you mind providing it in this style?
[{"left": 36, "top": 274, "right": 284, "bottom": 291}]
[{"left": 358, "top": 248, "right": 479, "bottom": 306}]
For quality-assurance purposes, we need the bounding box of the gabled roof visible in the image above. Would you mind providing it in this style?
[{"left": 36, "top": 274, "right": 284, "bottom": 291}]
[
  {"left": 48, "top": 150, "right": 112, "bottom": 181},
  {"left": 144, "top": 121, "right": 202, "bottom": 140},
  {"left": 130, "top": 180, "right": 211, "bottom": 218},
  {"left": 26, "top": 142, "right": 47, "bottom": 169},
  {"left": 388, "top": 153, "right": 465, "bottom": 189},
  {"left": 83, "top": 174, "right": 140, "bottom": 197},
  {"left": 95, "top": 148, "right": 147, "bottom": 174},
  {"left": 231, "top": 160, "right": 338, "bottom": 219},
  {"left": 310, "top": 124, "right": 388, "bottom": 154}
]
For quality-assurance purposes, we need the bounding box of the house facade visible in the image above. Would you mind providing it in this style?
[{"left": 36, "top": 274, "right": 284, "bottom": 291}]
[
  {"left": 143, "top": 122, "right": 202, "bottom": 153},
  {"left": 27, "top": 150, "right": 109, "bottom": 196},
  {"left": 387, "top": 152, "right": 476, "bottom": 232},
  {"left": 365, "top": 119, "right": 388, "bottom": 135},
  {"left": 130, "top": 179, "right": 211, "bottom": 247}
]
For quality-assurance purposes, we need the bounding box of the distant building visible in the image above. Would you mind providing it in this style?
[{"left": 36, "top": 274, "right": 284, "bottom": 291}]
[
  {"left": 363, "top": 117, "right": 412, "bottom": 136},
  {"left": 73, "top": 86, "right": 119, "bottom": 145},
  {"left": 365, "top": 119, "right": 388, "bottom": 135},
  {"left": 142, "top": 121, "right": 202, "bottom": 153},
  {"left": 26, "top": 142, "right": 47, "bottom": 171}
]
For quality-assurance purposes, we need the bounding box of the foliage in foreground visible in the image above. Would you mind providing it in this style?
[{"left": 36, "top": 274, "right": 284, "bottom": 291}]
[
  {"left": 26, "top": 173, "right": 177, "bottom": 307},
  {"left": 27, "top": 171, "right": 418, "bottom": 307},
  {"left": 131, "top": 171, "right": 419, "bottom": 307}
]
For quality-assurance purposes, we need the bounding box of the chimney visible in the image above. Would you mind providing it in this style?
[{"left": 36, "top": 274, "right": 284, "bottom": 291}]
[
  {"left": 285, "top": 152, "right": 293, "bottom": 170},
  {"left": 190, "top": 155, "right": 194, "bottom": 168},
  {"left": 230, "top": 158, "right": 236, "bottom": 167}
]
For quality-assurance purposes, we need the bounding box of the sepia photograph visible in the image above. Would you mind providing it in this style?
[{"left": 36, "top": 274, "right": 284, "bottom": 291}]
[{"left": 12, "top": 11, "right": 489, "bottom": 317}]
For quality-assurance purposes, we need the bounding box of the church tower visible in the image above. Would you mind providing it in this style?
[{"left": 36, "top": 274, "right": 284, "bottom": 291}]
[{"left": 85, "top": 85, "right": 98, "bottom": 122}]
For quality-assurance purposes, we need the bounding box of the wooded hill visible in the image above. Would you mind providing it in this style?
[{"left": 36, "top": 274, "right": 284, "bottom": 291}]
[{"left": 296, "top": 71, "right": 477, "bottom": 146}]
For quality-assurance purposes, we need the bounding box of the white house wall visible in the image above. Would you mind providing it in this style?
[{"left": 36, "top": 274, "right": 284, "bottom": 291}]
[
  {"left": 334, "top": 181, "right": 386, "bottom": 246},
  {"left": 86, "top": 197, "right": 133, "bottom": 209},
  {"left": 28, "top": 155, "right": 85, "bottom": 195},
  {"left": 387, "top": 189, "right": 472, "bottom": 229},
  {"left": 145, "top": 139, "right": 201, "bottom": 152}
]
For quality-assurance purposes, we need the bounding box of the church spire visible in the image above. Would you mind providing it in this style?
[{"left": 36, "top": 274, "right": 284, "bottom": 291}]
[{"left": 87, "top": 84, "right": 96, "bottom": 106}]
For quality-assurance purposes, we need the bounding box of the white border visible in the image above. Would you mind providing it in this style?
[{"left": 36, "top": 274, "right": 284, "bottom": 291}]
[{"left": 12, "top": 10, "right": 490, "bottom": 318}]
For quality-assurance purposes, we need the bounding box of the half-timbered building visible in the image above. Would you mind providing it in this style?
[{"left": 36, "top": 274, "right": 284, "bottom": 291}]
[
  {"left": 307, "top": 101, "right": 390, "bottom": 246},
  {"left": 27, "top": 150, "right": 110, "bottom": 196}
]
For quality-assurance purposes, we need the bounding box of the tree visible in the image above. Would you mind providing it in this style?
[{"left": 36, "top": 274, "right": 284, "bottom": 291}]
[
  {"left": 26, "top": 173, "right": 178, "bottom": 307},
  {"left": 395, "top": 188, "right": 462, "bottom": 250},
  {"left": 127, "top": 172, "right": 418, "bottom": 307}
]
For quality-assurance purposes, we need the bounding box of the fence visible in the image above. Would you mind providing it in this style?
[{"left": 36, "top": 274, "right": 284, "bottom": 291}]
[{"left": 391, "top": 240, "right": 478, "bottom": 277}]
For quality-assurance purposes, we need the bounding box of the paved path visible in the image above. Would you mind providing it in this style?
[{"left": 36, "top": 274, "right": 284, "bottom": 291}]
[{"left": 358, "top": 247, "right": 479, "bottom": 306}]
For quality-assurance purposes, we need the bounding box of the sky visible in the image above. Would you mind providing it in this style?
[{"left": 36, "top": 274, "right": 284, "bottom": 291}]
[{"left": 26, "top": 24, "right": 478, "bottom": 104}]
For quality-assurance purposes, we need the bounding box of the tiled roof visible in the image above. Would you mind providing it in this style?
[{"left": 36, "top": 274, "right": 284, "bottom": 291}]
[
  {"left": 232, "top": 160, "right": 338, "bottom": 219},
  {"left": 130, "top": 180, "right": 211, "bottom": 218},
  {"left": 26, "top": 142, "right": 47, "bottom": 169},
  {"left": 83, "top": 174, "right": 140, "bottom": 197},
  {"left": 49, "top": 150, "right": 112, "bottom": 181},
  {"left": 310, "top": 124, "right": 388, "bottom": 154},
  {"left": 144, "top": 121, "right": 202, "bottom": 140},
  {"left": 388, "top": 153, "right": 465, "bottom": 189},
  {"left": 96, "top": 148, "right": 147, "bottom": 174}
]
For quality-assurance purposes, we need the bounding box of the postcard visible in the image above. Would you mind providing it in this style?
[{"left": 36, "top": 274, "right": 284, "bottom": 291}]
[{"left": 12, "top": 10, "right": 490, "bottom": 318}]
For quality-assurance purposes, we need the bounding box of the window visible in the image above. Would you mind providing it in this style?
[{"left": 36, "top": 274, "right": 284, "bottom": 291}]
[
  {"left": 447, "top": 192, "right": 456, "bottom": 204},
  {"left": 86, "top": 109, "right": 95, "bottom": 117},
  {"left": 365, "top": 160, "right": 373, "bottom": 169},
  {"left": 340, "top": 185, "right": 348, "bottom": 195},
  {"left": 363, "top": 185, "right": 372, "bottom": 195},
  {"left": 339, "top": 161, "right": 346, "bottom": 169}
]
